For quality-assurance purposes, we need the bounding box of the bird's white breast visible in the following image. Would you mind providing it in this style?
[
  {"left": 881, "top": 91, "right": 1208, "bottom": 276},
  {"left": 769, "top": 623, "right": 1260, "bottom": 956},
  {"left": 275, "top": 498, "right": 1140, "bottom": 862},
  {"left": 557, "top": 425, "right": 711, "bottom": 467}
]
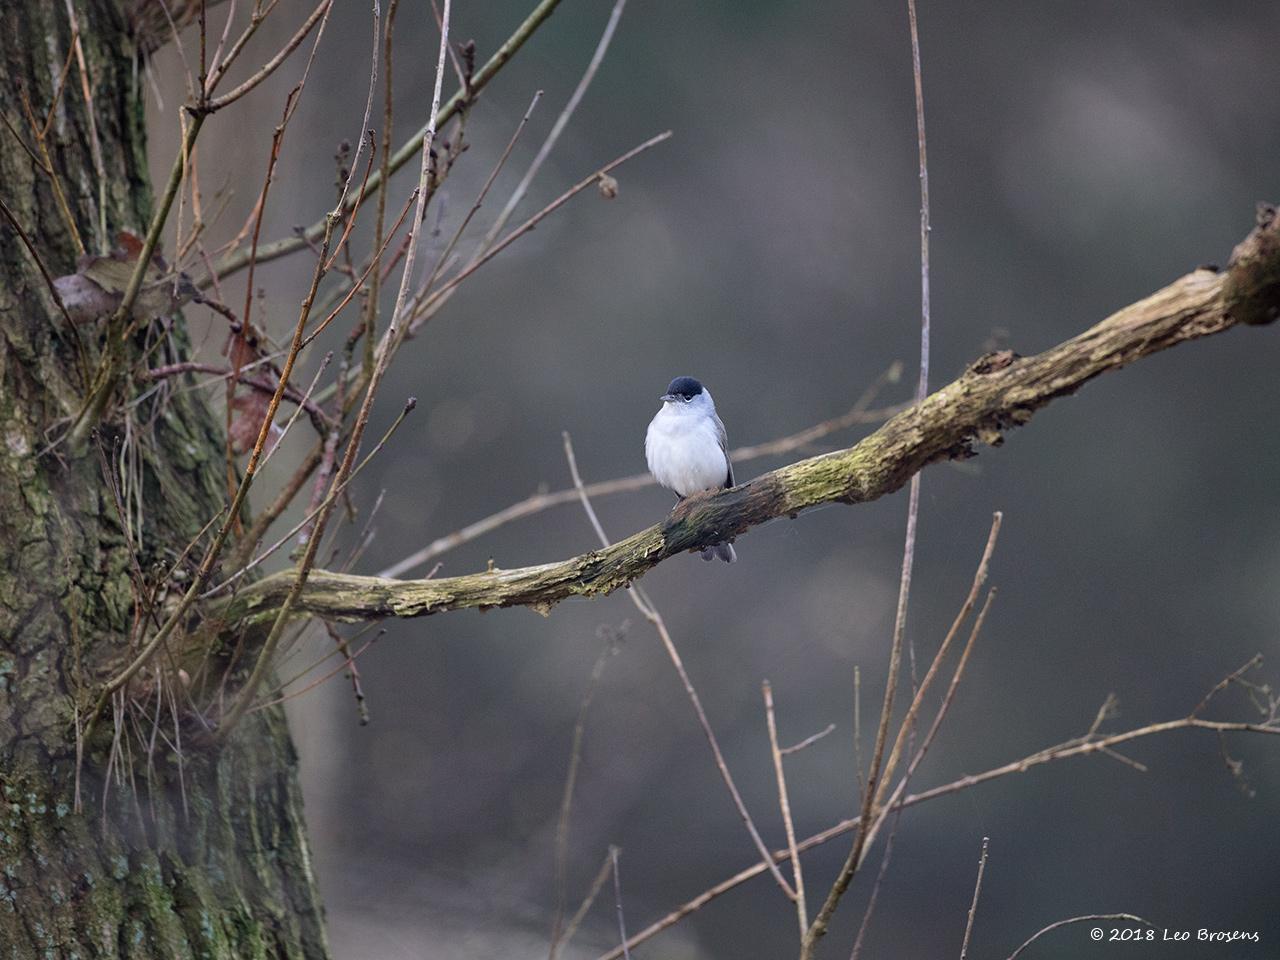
[{"left": 645, "top": 404, "right": 728, "bottom": 497}]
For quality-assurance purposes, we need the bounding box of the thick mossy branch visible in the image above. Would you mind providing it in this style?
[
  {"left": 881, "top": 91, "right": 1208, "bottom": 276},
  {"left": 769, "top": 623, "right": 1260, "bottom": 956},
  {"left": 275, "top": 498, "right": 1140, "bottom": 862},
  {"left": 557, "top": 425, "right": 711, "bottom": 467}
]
[{"left": 222, "top": 209, "right": 1280, "bottom": 629}]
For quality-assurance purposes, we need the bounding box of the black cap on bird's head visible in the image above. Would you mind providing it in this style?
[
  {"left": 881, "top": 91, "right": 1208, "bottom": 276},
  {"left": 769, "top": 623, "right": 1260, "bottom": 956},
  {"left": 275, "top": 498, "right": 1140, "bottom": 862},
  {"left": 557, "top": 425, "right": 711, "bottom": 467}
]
[{"left": 662, "top": 376, "right": 704, "bottom": 402}]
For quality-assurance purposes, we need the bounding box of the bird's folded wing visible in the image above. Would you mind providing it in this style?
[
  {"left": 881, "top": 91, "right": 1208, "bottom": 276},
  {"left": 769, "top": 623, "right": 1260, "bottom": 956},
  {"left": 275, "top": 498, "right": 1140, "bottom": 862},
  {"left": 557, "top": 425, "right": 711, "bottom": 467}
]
[{"left": 715, "top": 412, "right": 734, "bottom": 488}]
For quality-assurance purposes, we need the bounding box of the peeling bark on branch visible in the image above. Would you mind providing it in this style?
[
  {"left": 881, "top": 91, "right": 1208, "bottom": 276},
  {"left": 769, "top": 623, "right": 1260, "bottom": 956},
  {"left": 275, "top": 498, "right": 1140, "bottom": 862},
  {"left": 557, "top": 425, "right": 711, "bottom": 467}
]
[{"left": 223, "top": 209, "right": 1280, "bottom": 629}]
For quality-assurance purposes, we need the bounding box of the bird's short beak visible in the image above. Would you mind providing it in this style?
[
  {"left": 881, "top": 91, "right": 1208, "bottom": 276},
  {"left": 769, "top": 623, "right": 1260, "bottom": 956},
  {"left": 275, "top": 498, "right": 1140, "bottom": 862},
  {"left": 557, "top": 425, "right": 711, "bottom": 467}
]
[{"left": 660, "top": 393, "right": 677, "bottom": 402}]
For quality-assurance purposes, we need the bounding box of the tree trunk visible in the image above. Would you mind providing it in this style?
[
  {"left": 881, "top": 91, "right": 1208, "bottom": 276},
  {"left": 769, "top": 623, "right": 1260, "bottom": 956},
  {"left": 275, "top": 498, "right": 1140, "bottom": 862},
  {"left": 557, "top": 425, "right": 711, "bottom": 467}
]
[{"left": 0, "top": 2, "right": 328, "bottom": 956}]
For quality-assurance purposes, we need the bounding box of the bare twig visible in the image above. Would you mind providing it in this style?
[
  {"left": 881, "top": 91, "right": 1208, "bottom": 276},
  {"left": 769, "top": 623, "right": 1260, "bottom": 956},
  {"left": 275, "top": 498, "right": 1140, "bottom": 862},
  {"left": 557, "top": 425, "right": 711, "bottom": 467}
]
[
  {"left": 549, "top": 628, "right": 624, "bottom": 959},
  {"left": 268, "top": 620, "right": 381, "bottom": 695},
  {"left": 764, "top": 680, "right": 808, "bottom": 940},
  {"left": 480, "top": 0, "right": 627, "bottom": 251},
  {"left": 427, "top": 0, "right": 466, "bottom": 86},
  {"left": 83, "top": 0, "right": 336, "bottom": 736},
  {"left": 1005, "top": 915, "right": 1152, "bottom": 960},
  {"left": 592, "top": 705, "right": 1275, "bottom": 960},
  {"left": 68, "top": 113, "right": 205, "bottom": 447},
  {"left": 780, "top": 723, "right": 837, "bottom": 757},
  {"left": 874, "top": 514, "right": 1002, "bottom": 812},
  {"left": 250, "top": 630, "right": 383, "bottom": 713},
  {"left": 801, "top": 505, "right": 910, "bottom": 955},
  {"left": 1190, "top": 653, "right": 1264, "bottom": 718},
  {"left": 199, "top": 0, "right": 332, "bottom": 113},
  {"left": 231, "top": 441, "right": 324, "bottom": 570},
  {"left": 12, "top": 92, "right": 82, "bottom": 255},
  {"left": 41, "top": 38, "right": 77, "bottom": 138},
  {"left": 849, "top": 796, "right": 902, "bottom": 960},
  {"left": 405, "top": 131, "right": 672, "bottom": 335},
  {"left": 610, "top": 847, "right": 632, "bottom": 960},
  {"left": 853, "top": 665, "right": 865, "bottom": 801},
  {"left": 212, "top": 0, "right": 568, "bottom": 280},
  {"left": 204, "top": 0, "right": 239, "bottom": 85},
  {"left": 850, "top": 526, "right": 1000, "bottom": 960},
  {"left": 553, "top": 852, "right": 614, "bottom": 960},
  {"left": 959, "top": 837, "right": 989, "bottom": 959},
  {"left": 258, "top": 352, "right": 333, "bottom": 472},
  {"left": 418, "top": 89, "right": 543, "bottom": 306},
  {"left": 562, "top": 433, "right": 796, "bottom": 900},
  {"left": 908, "top": 0, "right": 931, "bottom": 402},
  {"left": 229, "top": 78, "right": 317, "bottom": 459},
  {"left": 63, "top": 0, "right": 107, "bottom": 249},
  {"left": 360, "top": 0, "right": 399, "bottom": 379},
  {"left": 201, "top": 0, "right": 283, "bottom": 96},
  {"left": 805, "top": 280, "right": 934, "bottom": 955},
  {"left": 339, "top": 486, "right": 385, "bottom": 573},
  {"left": 220, "top": 1, "right": 335, "bottom": 497},
  {"left": 152, "top": 0, "right": 198, "bottom": 104},
  {"left": 205, "top": 395, "right": 416, "bottom": 598},
  {"left": 860, "top": 589, "right": 997, "bottom": 864},
  {"left": 215, "top": 0, "right": 452, "bottom": 737},
  {"left": 141, "top": 362, "right": 330, "bottom": 429},
  {"left": 300, "top": 188, "right": 417, "bottom": 350},
  {"left": 806, "top": 6, "right": 936, "bottom": 945},
  {"left": 323, "top": 621, "right": 368, "bottom": 724},
  {"left": 1, "top": 107, "right": 45, "bottom": 171},
  {"left": 0, "top": 196, "right": 78, "bottom": 331}
]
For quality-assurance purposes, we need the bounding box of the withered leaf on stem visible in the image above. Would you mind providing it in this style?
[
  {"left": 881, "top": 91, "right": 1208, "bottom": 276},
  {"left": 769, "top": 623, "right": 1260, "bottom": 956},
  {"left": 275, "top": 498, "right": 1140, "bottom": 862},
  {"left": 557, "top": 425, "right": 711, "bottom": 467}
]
[
  {"left": 229, "top": 392, "right": 284, "bottom": 456},
  {"left": 52, "top": 230, "right": 197, "bottom": 324}
]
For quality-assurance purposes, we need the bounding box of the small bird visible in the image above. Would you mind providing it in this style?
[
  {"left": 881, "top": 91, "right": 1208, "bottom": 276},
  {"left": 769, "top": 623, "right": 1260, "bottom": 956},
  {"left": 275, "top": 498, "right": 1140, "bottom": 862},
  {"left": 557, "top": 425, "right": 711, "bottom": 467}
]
[{"left": 645, "top": 376, "right": 737, "bottom": 562}]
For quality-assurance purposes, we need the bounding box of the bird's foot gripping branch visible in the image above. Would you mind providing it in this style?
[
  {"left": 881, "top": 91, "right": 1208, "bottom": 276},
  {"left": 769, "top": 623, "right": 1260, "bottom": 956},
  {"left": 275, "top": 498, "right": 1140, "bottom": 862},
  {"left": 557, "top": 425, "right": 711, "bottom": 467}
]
[{"left": 213, "top": 205, "right": 1279, "bottom": 637}]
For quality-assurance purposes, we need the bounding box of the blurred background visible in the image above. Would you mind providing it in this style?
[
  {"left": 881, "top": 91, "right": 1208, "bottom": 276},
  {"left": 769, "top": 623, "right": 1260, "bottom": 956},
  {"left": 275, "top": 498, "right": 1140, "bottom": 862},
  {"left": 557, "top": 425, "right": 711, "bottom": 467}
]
[{"left": 149, "top": 1, "right": 1280, "bottom": 956}]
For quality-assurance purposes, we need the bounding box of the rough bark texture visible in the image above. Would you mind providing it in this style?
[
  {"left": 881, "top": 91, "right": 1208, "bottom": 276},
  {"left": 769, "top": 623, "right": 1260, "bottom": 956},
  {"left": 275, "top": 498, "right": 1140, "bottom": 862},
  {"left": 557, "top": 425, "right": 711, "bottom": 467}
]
[
  {"left": 0, "top": 3, "right": 327, "bottom": 956},
  {"left": 223, "top": 213, "right": 1279, "bottom": 629}
]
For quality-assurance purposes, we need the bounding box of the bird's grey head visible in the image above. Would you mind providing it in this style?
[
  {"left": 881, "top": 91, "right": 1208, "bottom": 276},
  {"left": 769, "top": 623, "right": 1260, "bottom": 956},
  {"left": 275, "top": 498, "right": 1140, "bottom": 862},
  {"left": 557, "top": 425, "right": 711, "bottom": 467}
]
[{"left": 661, "top": 376, "right": 711, "bottom": 409}]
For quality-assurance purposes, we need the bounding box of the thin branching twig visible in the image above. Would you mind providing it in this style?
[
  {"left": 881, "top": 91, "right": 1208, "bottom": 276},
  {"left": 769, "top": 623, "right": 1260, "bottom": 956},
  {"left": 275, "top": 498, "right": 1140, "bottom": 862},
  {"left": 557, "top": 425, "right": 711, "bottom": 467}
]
[
  {"left": 874, "top": 513, "right": 1002, "bottom": 812},
  {"left": 861, "top": 589, "right": 997, "bottom": 864},
  {"left": 83, "top": 0, "right": 340, "bottom": 738},
  {"left": 199, "top": 0, "right": 332, "bottom": 114},
  {"left": 764, "top": 681, "right": 809, "bottom": 940},
  {"left": 0, "top": 196, "right": 79, "bottom": 332},
  {"left": 801, "top": 4, "right": 932, "bottom": 950},
  {"left": 592, "top": 680, "right": 1276, "bottom": 960},
  {"left": 403, "top": 131, "right": 671, "bottom": 337},
  {"left": 480, "top": 0, "right": 627, "bottom": 251},
  {"left": 562, "top": 433, "right": 797, "bottom": 901},
  {"left": 215, "top": 0, "right": 451, "bottom": 736},
  {"left": 213, "top": 0, "right": 568, "bottom": 281},
  {"left": 553, "top": 852, "right": 615, "bottom": 960},
  {"left": 548, "top": 627, "right": 624, "bottom": 959}
]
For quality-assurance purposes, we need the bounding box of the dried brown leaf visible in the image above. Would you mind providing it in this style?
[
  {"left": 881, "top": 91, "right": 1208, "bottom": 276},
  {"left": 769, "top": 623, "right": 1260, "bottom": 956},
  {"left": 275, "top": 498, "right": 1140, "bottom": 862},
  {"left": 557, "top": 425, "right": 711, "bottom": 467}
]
[
  {"left": 228, "top": 392, "right": 283, "bottom": 456},
  {"left": 52, "top": 231, "right": 196, "bottom": 324}
]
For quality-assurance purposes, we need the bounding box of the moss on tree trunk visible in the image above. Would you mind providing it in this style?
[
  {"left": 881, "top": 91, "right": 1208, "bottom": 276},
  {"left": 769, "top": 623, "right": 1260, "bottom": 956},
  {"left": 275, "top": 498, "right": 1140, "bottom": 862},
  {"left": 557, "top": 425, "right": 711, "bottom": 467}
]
[{"left": 0, "top": 2, "right": 328, "bottom": 955}]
